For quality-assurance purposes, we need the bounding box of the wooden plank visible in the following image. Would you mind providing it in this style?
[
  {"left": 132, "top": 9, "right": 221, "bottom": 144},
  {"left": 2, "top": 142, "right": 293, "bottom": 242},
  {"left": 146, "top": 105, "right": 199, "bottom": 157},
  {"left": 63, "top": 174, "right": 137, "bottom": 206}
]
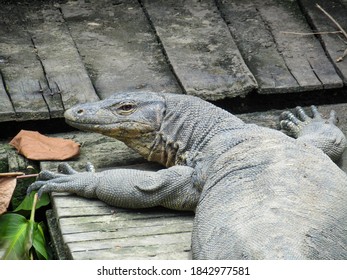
[
  {"left": 298, "top": 0, "right": 347, "bottom": 84},
  {"left": 52, "top": 195, "right": 192, "bottom": 219},
  {"left": 217, "top": 0, "right": 343, "bottom": 93},
  {"left": 58, "top": 208, "right": 192, "bottom": 226},
  {"left": 60, "top": 0, "right": 181, "bottom": 99},
  {"left": 24, "top": 3, "right": 99, "bottom": 115},
  {"left": 71, "top": 243, "right": 191, "bottom": 260},
  {"left": 46, "top": 210, "right": 70, "bottom": 260},
  {"left": 0, "top": 2, "right": 98, "bottom": 122},
  {"left": 54, "top": 203, "right": 118, "bottom": 218},
  {"left": 66, "top": 232, "right": 192, "bottom": 252},
  {"left": 0, "top": 4, "right": 51, "bottom": 121},
  {"left": 52, "top": 195, "right": 108, "bottom": 208},
  {"left": 142, "top": 0, "right": 257, "bottom": 100},
  {"left": 258, "top": 0, "right": 343, "bottom": 90},
  {"left": 0, "top": 71, "right": 16, "bottom": 122},
  {"left": 59, "top": 209, "right": 192, "bottom": 224},
  {"left": 217, "top": 0, "right": 297, "bottom": 94},
  {"left": 60, "top": 215, "right": 193, "bottom": 235},
  {"left": 62, "top": 220, "right": 193, "bottom": 243}
]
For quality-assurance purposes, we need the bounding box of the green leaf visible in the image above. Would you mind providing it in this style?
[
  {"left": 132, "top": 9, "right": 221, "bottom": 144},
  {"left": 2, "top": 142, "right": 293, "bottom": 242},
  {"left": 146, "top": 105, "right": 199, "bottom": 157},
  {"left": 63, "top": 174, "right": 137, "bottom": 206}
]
[
  {"left": 14, "top": 191, "right": 50, "bottom": 212},
  {"left": 32, "top": 222, "right": 48, "bottom": 260},
  {"left": 0, "top": 213, "right": 34, "bottom": 260}
]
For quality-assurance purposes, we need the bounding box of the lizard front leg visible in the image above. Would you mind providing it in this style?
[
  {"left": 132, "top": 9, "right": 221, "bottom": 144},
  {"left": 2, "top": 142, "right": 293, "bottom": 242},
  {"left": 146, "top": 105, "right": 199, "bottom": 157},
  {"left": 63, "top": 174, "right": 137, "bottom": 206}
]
[{"left": 28, "top": 163, "right": 200, "bottom": 211}]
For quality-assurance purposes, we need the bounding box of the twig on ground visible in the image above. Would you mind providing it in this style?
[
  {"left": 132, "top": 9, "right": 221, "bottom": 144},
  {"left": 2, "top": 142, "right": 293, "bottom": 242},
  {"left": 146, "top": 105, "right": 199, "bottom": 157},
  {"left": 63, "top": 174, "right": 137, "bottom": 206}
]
[
  {"left": 281, "top": 30, "right": 342, "bottom": 36},
  {"left": 316, "top": 4, "right": 347, "bottom": 40},
  {"left": 281, "top": 4, "right": 347, "bottom": 62},
  {"left": 281, "top": 31, "right": 342, "bottom": 36},
  {"left": 16, "top": 174, "right": 39, "bottom": 179},
  {"left": 316, "top": 4, "right": 347, "bottom": 62}
]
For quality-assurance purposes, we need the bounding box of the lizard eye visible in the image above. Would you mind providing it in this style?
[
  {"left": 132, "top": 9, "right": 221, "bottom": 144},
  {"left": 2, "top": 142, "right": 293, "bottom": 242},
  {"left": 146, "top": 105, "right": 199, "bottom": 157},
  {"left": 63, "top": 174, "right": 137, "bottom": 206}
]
[{"left": 116, "top": 102, "right": 137, "bottom": 115}]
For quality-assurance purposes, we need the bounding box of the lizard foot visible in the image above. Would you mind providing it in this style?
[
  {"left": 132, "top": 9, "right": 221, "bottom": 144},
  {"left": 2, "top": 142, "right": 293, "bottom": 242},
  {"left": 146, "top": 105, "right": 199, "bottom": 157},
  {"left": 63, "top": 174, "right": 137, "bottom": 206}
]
[
  {"left": 279, "top": 106, "right": 346, "bottom": 161},
  {"left": 27, "top": 162, "right": 98, "bottom": 198},
  {"left": 279, "top": 106, "right": 338, "bottom": 138}
]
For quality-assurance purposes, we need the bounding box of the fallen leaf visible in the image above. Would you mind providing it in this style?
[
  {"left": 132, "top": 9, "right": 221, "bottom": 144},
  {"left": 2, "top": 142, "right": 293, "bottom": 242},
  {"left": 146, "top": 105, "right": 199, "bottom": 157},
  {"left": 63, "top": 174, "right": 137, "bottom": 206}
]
[
  {"left": 9, "top": 130, "right": 80, "bottom": 161},
  {"left": 0, "top": 173, "right": 23, "bottom": 215}
]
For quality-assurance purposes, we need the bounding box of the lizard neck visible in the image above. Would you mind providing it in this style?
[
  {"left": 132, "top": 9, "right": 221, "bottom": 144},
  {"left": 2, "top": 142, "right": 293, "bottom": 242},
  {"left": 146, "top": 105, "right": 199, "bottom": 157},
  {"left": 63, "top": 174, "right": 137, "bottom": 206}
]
[{"left": 147, "top": 94, "right": 245, "bottom": 167}]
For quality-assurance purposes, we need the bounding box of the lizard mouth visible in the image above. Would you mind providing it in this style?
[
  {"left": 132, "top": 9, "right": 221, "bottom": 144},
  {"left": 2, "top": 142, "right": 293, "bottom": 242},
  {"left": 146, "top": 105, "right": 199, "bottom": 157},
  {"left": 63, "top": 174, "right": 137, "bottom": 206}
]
[
  {"left": 65, "top": 118, "right": 100, "bottom": 130},
  {"left": 65, "top": 118, "right": 155, "bottom": 137}
]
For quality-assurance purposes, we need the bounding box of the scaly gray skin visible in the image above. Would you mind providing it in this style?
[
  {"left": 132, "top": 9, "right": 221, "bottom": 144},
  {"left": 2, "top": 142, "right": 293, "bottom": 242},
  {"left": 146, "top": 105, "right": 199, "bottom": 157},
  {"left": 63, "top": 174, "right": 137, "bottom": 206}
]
[{"left": 28, "top": 92, "right": 347, "bottom": 259}]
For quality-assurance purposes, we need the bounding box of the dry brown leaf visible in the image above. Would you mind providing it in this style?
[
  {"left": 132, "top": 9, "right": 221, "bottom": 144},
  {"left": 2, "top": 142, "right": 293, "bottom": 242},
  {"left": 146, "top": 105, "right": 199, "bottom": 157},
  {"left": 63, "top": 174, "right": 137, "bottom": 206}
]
[
  {"left": 9, "top": 130, "right": 80, "bottom": 161},
  {"left": 0, "top": 173, "right": 23, "bottom": 215}
]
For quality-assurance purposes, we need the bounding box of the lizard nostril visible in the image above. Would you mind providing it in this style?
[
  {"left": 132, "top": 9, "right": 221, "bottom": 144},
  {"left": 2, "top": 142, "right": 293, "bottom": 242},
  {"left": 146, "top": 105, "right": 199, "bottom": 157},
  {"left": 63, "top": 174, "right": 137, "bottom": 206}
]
[{"left": 77, "top": 109, "right": 84, "bottom": 115}]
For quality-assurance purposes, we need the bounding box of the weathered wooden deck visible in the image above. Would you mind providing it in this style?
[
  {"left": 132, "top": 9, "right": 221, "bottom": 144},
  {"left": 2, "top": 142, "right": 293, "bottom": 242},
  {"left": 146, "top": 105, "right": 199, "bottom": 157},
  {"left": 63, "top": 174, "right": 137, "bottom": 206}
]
[
  {"left": 1, "top": 0, "right": 347, "bottom": 122},
  {"left": 1, "top": 0, "right": 347, "bottom": 259}
]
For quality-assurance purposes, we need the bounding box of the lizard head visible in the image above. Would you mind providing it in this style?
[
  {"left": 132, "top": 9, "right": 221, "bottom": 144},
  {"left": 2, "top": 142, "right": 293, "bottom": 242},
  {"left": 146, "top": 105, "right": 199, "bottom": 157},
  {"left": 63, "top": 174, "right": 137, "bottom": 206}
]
[{"left": 64, "top": 92, "right": 166, "bottom": 158}]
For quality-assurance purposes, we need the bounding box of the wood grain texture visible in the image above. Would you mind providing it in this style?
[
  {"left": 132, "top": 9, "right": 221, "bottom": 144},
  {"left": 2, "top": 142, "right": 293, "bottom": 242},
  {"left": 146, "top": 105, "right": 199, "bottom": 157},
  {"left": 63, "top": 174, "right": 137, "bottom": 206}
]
[
  {"left": 298, "top": 0, "right": 347, "bottom": 84},
  {"left": 25, "top": 4, "right": 99, "bottom": 114},
  {"left": 0, "top": 4, "right": 51, "bottom": 121},
  {"left": 142, "top": 0, "right": 257, "bottom": 100},
  {"left": 60, "top": 0, "right": 181, "bottom": 99},
  {"left": 0, "top": 2, "right": 99, "bottom": 122},
  {"left": 217, "top": 0, "right": 343, "bottom": 93}
]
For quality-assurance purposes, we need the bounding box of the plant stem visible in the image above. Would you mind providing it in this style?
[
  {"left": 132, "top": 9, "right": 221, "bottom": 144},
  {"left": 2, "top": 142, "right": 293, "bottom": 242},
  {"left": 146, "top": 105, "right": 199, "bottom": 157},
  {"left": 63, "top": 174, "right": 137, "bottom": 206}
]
[{"left": 30, "top": 193, "right": 39, "bottom": 222}]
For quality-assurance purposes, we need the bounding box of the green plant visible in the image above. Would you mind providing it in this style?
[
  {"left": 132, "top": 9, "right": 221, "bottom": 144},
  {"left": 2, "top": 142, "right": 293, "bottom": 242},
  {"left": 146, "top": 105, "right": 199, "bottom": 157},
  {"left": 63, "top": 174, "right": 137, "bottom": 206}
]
[{"left": 0, "top": 191, "right": 50, "bottom": 260}]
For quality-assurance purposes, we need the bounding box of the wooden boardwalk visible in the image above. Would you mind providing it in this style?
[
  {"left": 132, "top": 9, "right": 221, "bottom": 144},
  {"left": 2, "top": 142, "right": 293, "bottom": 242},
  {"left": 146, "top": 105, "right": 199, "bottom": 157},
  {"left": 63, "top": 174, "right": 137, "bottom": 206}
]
[
  {"left": 1, "top": 0, "right": 347, "bottom": 259},
  {"left": 0, "top": 0, "right": 346, "bottom": 122}
]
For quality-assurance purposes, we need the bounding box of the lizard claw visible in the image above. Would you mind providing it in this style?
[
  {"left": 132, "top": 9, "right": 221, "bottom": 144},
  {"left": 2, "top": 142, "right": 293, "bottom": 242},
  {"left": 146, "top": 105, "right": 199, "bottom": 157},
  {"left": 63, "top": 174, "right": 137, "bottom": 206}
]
[
  {"left": 279, "top": 106, "right": 324, "bottom": 138},
  {"left": 57, "top": 162, "right": 78, "bottom": 174},
  {"left": 57, "top": 162, "right": 95, "bottom": 174},
  {"left": 328, "top": 110, "right": 338, "bottom": 125},
  {"left": 27, "top": 170, "right": 65, "bottom": 196},
  {"left": 27, "top": 162, "right": 97, "bottom": 196},
  {"left": 279, "top": 107, "right": 307, "bottom": 138},
  {"left": 280, "top": 106, "right": 346, "bottom": 161},
  {"left": 85, "top": 162, "right": 95, "bottom": 173}
]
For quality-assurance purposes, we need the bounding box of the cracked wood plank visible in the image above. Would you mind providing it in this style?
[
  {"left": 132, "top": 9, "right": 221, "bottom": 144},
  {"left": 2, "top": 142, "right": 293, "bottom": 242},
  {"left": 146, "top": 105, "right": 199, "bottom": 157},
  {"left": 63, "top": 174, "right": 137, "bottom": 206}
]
[
  {"left": 24, "top": 3, "right": 99, "bottom": 115},
  {"left": 298, "top": 0, "right": 347, "bottom": 85},
  {"left": 141, "top": 0, "right": 257, "bottom": 100},
  {"left": 217, "top": 0, "right": 343, "bottom": 93},
  {"left": 59, "top": 214, "right": 193, "bottom": 236},
  {"left": 0, "top": 2, "right": 99, "bottom": 122},
  {"left": 60, "top": 0, "right": 181, "bottom": 99},
  {"left": 66, "top": 231, "right": 191, "bottom": 256},
  {"left": 0, "top": 71, "right": 16, "bottom": 122},
  {"left": 0, "top": 4, "right": 52, "bottom": 121},
  {"left": 71, "top": 243, "right": 191, "bottom": 260},
  {"left": 62, "top": 218, "right": 193, "bottom": 243},
  {"left": 51, "top": 194, "right": 193, "bottom": 259}
]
